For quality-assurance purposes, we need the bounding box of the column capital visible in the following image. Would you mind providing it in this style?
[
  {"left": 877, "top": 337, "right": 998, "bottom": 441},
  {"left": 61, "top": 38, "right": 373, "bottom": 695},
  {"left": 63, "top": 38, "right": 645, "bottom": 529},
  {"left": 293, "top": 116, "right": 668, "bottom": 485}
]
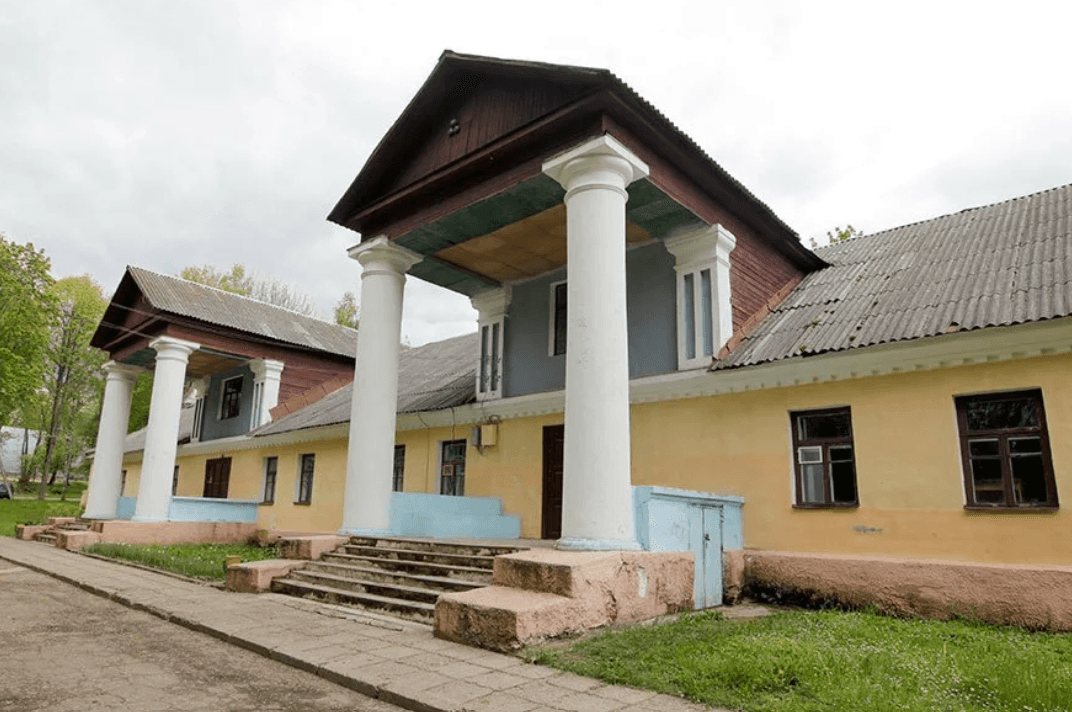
[
  {"left": 470, "top": 286, "right": 511, "bottom": 323},
  {"left": 664, "top": 223, "right": 737, "bottom": 271},
  {"left": 249, "top": 358, "right": 285, "bottom": 381},
  {"left": 102, "top": 360, "right": 142, "bottom": 382},
  {"left": 542, "top": 134, "right": 649, "bottom": 197},
  {"left": 149, "top": 336, "right": 199, "bottom": 360},
  {"left": 347, "top": 236, "right": 423, "bottom": 276}
]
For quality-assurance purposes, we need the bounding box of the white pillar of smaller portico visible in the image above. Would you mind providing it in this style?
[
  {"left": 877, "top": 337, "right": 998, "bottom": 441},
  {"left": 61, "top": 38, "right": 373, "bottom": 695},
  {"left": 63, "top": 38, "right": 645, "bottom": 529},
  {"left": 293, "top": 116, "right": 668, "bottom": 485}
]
[
  {"left": 340, "top": 237, "right": 422, "bottom": 535},
  {"left": 133, "top": 336, "right": 199, "bottom": 522},
  {"left": 83, "top": 361, "right": 142, "bottom": 519},
  {"left": 543, "top": 134, "right": 649, "bottom": 550},
  {"left": 249, "top": 359, "right": 285, "bottom": 429}
]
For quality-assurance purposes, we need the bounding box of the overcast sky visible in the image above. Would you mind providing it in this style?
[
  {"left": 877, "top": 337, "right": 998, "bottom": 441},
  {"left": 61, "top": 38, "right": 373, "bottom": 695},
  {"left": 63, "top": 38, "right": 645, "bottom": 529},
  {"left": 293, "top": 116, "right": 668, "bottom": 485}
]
[{"left": 2, "top": 1, "right": 1070, "bottom": 345}]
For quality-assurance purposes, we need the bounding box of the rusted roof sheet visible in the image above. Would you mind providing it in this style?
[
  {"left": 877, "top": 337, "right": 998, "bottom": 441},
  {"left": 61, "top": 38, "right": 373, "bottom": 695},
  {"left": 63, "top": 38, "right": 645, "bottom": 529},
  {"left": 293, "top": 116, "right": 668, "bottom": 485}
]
[
  {"left": 128, "top": 267, "right": 358, "bottom": 357},
  {"left": 717, "top": 183, "right": 1072, "bottom": 369},
  {"left": 254, "top": 332, "right": 478, "bottom": 436}
]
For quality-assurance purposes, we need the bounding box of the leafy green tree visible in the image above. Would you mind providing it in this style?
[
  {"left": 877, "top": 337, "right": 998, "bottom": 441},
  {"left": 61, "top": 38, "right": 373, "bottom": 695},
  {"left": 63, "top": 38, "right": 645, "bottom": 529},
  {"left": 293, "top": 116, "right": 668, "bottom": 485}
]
[
  {"left": 127, "top": 371, "right": 154, "bottom": 433},
  {"left": 180, "top": 263, "right": 321, "bottom": 317},
  {"left": 0, "top": 235, "right": 54, "bottom": 430},
  {"left": 28, "top": 276, "right": 108, "bottom": 499},
  {"left": 333, "top": 291, "right": 359, "bottom": 329},
  {"left": 810, "top": 225, "right": 864, "bottom": 249}
]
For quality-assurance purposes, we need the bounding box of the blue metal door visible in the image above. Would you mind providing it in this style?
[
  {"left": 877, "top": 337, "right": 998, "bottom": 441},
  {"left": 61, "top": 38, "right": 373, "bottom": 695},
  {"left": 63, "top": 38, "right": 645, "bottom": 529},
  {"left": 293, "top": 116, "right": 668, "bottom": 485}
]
[{"left": 689, "top": 505, "right": 723, "bottom": 608}]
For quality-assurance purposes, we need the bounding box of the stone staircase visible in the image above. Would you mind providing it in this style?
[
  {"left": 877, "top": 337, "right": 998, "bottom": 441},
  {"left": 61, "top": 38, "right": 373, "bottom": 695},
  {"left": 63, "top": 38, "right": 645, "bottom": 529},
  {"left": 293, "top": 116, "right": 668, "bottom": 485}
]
[
  {"left": 270, "top": 536, "right": 528, "bottom": 624},
  {"left": 33, "top": 518, "right": 91, "bottom": 546}
]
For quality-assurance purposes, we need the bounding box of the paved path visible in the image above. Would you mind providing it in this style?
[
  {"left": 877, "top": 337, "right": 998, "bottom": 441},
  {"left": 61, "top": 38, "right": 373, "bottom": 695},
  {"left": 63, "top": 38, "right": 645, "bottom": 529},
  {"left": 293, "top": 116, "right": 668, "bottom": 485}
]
[
  {"left": 0, "top": 564, "right": 402, "bottom": 711},
  {"left": 0, "top": 538, "right": 718, "bottom": 712}
]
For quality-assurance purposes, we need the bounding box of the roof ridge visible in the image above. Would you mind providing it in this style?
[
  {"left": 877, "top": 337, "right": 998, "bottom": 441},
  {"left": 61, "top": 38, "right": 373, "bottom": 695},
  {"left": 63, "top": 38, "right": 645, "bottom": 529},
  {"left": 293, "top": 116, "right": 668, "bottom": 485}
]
[
  {"left": 128, "top": 265, "right": 355, "bottom": 330},
  {"left": 818, "top": 182, "right": 1072, "bottom": 251}
]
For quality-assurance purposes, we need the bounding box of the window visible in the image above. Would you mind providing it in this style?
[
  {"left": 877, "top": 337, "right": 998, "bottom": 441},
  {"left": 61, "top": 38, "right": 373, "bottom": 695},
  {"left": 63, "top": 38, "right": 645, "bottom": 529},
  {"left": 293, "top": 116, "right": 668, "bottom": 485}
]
[
  {"left": 296, "top": 453, "right": 315, "bottom": 505},
  {"left": 956, "top": 390, "right": 1057, "bottom": 508},
  {"left": 219, "top": 376, "right": 243, "bottom": 420},
  {"left": 191, "top": 397, "right": 205, "bottom": 442},
  {"left": 440, "top": 440, "right": 466, "bottom": 496},
  {"left": 665, "top": 225, "right": 736, "bottom": 370},
  {"left": 203, "top": 457, "right": 231, "bottom": 499},
  {"left": 262, "top": 456, "right": 277, "bottom": 504},
  {"left": 393, "top": 445, "right": 405, "bottom": 493},
  {"left": 549, "top": 281, "right": 567, "bottom": 356},
  {"left": 172, "top": 465, "right": 180, "bottom": 496},
  {"left": 120, "top": 470, "right": 127, "bottom": 496},
  {"left": 471, "top": 287, "right": 509, "bottom": 401},
  {"left": 791, "top": 407, "right": 858, "bottom": 507}
]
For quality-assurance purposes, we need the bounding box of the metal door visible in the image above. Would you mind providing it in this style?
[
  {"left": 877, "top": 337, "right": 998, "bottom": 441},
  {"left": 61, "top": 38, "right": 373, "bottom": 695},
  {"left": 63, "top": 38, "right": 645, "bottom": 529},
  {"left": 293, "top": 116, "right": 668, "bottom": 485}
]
[{"left": 688, "top": 505, "right": 723, "bottom": 608}]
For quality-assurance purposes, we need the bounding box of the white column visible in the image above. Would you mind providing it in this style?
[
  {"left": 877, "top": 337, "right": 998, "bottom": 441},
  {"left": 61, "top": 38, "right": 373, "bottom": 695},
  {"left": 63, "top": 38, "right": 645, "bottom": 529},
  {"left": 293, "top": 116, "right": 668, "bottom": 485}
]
[
  {"left": 249, "top": 359, "right": 285, "bottom": 429},
  {"left": 340, "top": 237, "right": 422, "bottom": 535},
  {"left": 133, "top": 336, "right": 199, "bottom": 522},
  {"left": 543, "top": 134, "right": 649, "bottom": 550},
  {"left": 83, "top": 361, "right": 141, "bottom": 519}
]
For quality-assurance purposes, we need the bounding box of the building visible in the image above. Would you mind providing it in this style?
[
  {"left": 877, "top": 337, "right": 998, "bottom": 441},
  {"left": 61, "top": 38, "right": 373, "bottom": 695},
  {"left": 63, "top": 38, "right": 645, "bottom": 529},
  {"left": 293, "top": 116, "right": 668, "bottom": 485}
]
[{"left": 84, "top": 52, "right": 1072, "bottom": 626}]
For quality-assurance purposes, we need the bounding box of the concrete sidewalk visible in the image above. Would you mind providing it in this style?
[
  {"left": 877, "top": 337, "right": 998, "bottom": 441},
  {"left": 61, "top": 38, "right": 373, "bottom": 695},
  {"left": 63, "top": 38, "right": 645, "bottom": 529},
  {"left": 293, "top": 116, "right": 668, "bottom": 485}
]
[{"left": 0, "top": 538, "right": 721, "bottom": 712}]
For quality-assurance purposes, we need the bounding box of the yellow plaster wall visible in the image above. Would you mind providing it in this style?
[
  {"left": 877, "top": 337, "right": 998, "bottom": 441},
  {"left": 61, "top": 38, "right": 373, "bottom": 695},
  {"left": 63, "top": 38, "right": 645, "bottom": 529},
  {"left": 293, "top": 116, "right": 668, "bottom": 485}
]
[{"left": 631, "top": 352, "right": 1072, "bottom": 565}]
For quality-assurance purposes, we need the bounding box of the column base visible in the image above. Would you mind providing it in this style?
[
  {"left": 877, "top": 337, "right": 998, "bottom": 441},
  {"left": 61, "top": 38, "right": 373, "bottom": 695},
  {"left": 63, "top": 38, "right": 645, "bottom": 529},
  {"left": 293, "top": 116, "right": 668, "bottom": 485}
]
[
  {"left": 338, "top": 527, "right": 394, "bottom": 537},
  {"left": 556, "top": 537, "right": 643, "bottom": 551}
]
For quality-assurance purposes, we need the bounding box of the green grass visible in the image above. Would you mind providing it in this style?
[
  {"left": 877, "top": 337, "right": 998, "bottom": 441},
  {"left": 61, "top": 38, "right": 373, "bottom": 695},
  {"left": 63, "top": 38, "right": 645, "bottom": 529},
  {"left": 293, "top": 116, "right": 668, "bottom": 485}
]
[
  {"left": 82, "top": 542, "right": 281, "bottom": 580},
  {"left": 0, "top": 498, "right": 82, "bottom": 536},
  {"left": 529, "top": 610, "right": 1072, "bottom": 712}
]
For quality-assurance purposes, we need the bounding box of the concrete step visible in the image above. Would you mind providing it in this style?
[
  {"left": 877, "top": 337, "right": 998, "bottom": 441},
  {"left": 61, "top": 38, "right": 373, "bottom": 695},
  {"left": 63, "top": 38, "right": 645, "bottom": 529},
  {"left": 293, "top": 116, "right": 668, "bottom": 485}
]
[
  {"left": 270, "top": 577, "right": 436, "bottom": 624},
  {"left": 56, "top": 523, "right": 91, "bottom": 531},
  {"left": 341, "top": 543, "right": 497, "bottom": 570},
  {"left": 348, "top": 536, "right": 527, "bottom": 558},
  {"left": 34, "top": 533, "right": 57, "bottom": 545},
  {"left": 321, "top": 551, "right": 493, "bottom": 583},
  {"left": 303, "top": 560, "right": 485, "bottom": 593},
  {"left": 286, "top": 569, "right": 441, "bottom": 605}
]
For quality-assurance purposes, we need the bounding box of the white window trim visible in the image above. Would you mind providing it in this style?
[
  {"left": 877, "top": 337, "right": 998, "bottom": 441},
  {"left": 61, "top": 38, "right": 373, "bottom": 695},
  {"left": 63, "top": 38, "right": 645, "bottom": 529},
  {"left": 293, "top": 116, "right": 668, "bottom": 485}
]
[
  {"left": 471, "top": 287, "right": 510, "bottom": 401},
  {"left": 435, "top": 438, "right": 467, "bottom": 496},
  {"left": 294, "top": 453, "right": 314, "bottom": 504},
  {"left": 665, "top": 224, "right": 736, "bottom": 371},
  {"left": 218, "top": 375, "right": 244, "bottom": 420},
  {"left": 261, "top": 455, "right": 277, "bottom": 504},
  {"left": 547, "top": 279, "right": 567, "bottom": 358}
]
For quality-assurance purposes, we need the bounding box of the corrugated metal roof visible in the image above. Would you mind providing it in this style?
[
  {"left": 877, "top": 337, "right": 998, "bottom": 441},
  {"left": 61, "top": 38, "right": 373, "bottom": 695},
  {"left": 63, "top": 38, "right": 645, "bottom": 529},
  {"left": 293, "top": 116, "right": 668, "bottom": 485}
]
[
  {"left": 717, "top": 183, "right": 1072, "bottom": 369},
  {"left": 128, "top": 267, "right": 358, "bottom": 358},
  {"left": 254, "top": 332, "right": 478, "bottom": 436}
]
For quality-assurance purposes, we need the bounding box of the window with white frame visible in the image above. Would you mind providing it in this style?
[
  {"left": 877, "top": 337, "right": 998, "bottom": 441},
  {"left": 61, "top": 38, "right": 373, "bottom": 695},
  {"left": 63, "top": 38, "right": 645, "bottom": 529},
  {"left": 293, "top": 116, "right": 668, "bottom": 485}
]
[
  {"left": 439, "top": 440, "right": 466, "bottom": 496},
  {"left": 191, "top": 397, "right": 205, "bottom": 442},
  {"left": 664, "top": 224, "right": 736, "bottom": 370},
  {"left": 548, "top": 280, "right": 567, "bottom": 357},
  {"left": 471, "top": 287, "right": 509, "bottom": 400},
  {"left": 249, "top": 379, "right": 265, "bottom": 430},
  {"left": 219, "top": 375, "right": 243, "bottom": 420},
  {"left": 295, "top": 453, "right": 314, "bottom": 505},
  {"left": 262, "top": 456, "right": 277, "bottom": 504}
]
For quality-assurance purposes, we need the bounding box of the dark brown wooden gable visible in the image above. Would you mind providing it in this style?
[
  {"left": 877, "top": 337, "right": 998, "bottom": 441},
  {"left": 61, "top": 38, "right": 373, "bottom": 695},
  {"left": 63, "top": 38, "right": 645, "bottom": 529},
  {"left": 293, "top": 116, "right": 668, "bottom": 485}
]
[{"left": 383, "top": 78, "right": 592, "bottom": 196}]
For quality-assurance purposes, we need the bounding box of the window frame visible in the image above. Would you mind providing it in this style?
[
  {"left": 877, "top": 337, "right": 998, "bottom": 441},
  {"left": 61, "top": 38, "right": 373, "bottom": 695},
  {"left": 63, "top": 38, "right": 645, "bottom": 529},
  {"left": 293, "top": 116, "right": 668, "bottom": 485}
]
[
  {"left": 790, "top": 406, "right": 859, "bottom": 509},
  {"left": 172, "top": 464, "right": 180, "bottom": 496},
  {"left": 392, "top": 445, "right": 406, "bottom": 493},
  {"left": 295, "top": 453, "right": 315, "bottom": 505},
  {"left": 955, "top": 389, "right": 1058, "bottom": 510},
  {"left": 218, "top": 375, "right": 243, "bottom": 421},
  {"left": 262, "top": 456, "right": 278, "bottom": 505},
  {"left": 547, "top": 280, "right": 567, "bottom": 357},
  {"left": 438, "top": 439, "right": 467, "bottom": 497}
]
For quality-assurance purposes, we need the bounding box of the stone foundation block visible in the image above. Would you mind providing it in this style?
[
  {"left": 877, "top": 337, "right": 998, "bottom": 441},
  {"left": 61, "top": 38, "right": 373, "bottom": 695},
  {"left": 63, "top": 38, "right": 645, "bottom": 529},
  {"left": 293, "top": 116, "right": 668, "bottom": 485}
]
[
  {"left": 436, "top": 549, "right": 693, "bottom": 651},
  {"left": 279, "top": 535, "right": 347, "bottom": 560},
  {"left": 744, "top": 550, "right": 1072, "bottom": 631},
  {"left": 93, "top": 520, "right": 258, "bottom": 545},
  {"left": 226, "top": 559, "right": 306, "bottom": 593},
  {"left": 56, "top": 530, "right": 102, "bottom": 551},
  {"left": 722, "top": 549, "right": 745, "bottom": 604},
  {"left": 15, "top": 525, "right": 49, "bottom": 541}
]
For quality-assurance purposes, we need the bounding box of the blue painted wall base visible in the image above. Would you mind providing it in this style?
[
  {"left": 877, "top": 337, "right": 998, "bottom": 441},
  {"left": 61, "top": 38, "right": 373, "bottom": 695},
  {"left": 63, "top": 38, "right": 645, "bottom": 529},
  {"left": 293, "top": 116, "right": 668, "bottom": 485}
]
[{"left": 388, "top": 492, "right": 521, "bottom": 539}]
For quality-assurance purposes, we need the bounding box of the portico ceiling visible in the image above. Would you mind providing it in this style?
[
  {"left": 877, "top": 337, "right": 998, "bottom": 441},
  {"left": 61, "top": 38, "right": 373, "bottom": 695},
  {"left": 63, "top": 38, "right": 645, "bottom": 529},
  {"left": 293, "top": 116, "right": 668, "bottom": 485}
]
[{"left": 121, "top": 346, "right": 246, "bottom": 380}]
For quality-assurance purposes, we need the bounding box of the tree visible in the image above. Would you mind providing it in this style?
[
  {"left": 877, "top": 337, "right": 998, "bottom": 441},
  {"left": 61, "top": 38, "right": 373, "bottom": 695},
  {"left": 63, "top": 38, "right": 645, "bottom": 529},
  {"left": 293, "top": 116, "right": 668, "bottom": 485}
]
[
  {"left": 180, "top": 263, "right": 321, "bottom": 317},
  {"left": 333, "top": 291, "right": 359, "bottom": 329},
  {"left": 810, "top": 225, "right": 864, "bottom": 249},
  {"left": 0, "top": 235, "right": 54, "bottom": 430},
  {"left": 28, "top": 276, "right": 108, "bottom": 499}
]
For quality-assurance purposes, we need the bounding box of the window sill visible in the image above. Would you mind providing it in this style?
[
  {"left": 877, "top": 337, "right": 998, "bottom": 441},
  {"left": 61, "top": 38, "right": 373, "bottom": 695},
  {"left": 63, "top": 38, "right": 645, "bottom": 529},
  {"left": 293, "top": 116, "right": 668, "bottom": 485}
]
[
  {"left": 261, "top": 501, "right": 274, "bottom": 506},
  {"left": 293, "top": 501, "right": 311, "bottom": 506},
  {"left": 964, "top": 504, "right": 1058, "bottom": 513},
  {"left": 792, "top": 503, "right": 859, "bottom": 510}
]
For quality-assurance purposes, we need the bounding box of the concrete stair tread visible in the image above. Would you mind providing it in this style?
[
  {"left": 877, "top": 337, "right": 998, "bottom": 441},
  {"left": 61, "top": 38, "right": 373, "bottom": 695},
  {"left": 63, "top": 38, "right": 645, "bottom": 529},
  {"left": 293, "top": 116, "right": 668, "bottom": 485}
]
[
  {"left": 271, "top": 578, "right": 436, "bottom": 616},
  {"left": 342, "top": 544, "right": 496, "bottom": 567},
  {"left": 289, "top": 568, "right": 444, "bottom": 600},
  {"left": 349, "top": 536, "right": 527, "bottom": 556},
  {"left": 323, "top": 552, "right": 492, "bottom": 577},
  {"left": 305, "top": 561, "right": 485, "bottom": 590}
]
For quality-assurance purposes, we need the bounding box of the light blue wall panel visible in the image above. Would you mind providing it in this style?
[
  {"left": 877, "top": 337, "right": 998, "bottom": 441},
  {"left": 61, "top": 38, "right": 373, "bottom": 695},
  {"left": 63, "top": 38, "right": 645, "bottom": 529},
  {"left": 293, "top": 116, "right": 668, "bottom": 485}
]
[
  {"left": 116, "top": 496, "right": 136, "bottom": 520},
  {"left": 502, "top": 242, "right": 678, "bottom": 398},
  {"left": 389, "top": 492, "right": 521, "bottom": 539},
  {"left": 169, "top": 496, "right": 259, "bottom": 523},
  {"left": 200, "top": 365, "right": 255, "bottom": 442}
]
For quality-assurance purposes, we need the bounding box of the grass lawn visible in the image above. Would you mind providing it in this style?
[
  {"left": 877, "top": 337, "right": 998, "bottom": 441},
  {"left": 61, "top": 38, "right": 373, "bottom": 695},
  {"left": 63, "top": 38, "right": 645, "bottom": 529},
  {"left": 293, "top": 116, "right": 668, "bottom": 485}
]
[
  {"left": 0, "top": 498, "right": 82, "bottom": 537},
  {"left": 529, "top": 609, "right": 1072, "bottom": 712},
  {"left": 83, "top": 542, "right": 282, "bottom": 580}
]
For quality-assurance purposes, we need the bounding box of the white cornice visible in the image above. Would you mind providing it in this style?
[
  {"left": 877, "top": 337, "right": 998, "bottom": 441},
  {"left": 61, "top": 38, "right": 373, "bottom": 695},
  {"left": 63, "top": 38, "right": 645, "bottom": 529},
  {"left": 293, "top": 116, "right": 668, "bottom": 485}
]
[{"left": 146, "top": 319, "right": 1071, "bottom": 451}]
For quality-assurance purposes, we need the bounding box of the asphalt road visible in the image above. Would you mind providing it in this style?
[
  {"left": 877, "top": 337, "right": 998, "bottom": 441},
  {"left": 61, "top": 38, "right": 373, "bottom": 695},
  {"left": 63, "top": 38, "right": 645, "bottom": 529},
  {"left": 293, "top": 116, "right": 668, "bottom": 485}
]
[{"left": 0, "top": 564, "right": 404, "bottom": 712}]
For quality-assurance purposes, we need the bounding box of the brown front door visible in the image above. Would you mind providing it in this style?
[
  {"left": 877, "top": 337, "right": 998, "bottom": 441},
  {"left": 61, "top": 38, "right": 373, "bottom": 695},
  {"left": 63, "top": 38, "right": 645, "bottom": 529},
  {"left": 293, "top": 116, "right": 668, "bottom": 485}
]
[
  {"left": 542, "top": 425, "right": 564, "bottom": 540},
  {"left": 203, "top": 457, "right": 231, "bottom": 499}
]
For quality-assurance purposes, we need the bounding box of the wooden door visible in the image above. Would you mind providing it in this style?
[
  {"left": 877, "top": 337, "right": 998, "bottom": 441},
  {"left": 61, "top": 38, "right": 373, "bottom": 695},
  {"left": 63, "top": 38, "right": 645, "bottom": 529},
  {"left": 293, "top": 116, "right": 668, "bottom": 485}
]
[
  {"left": 202, "top": 457, "right": 231, "bottom": 499},
  {"left": 541, "top": 425, "right": 564, "bottom": 540}
]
